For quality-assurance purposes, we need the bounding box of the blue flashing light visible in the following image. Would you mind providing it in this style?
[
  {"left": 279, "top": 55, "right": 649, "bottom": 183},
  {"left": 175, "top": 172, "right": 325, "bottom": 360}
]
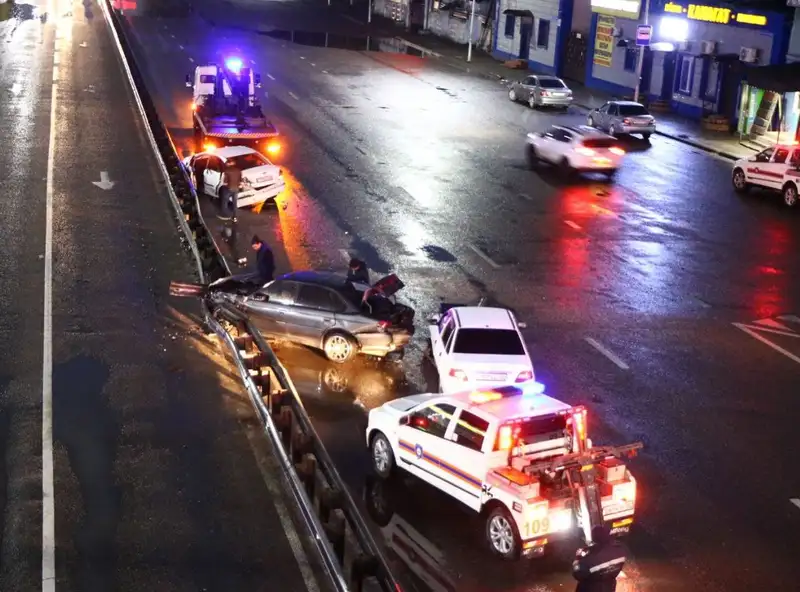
[
  {"left": 522, "top": 381, "right": 546, "bottom": 396},
  {"left": 225, "top": 58, "right": 243, "bottom": 74}
]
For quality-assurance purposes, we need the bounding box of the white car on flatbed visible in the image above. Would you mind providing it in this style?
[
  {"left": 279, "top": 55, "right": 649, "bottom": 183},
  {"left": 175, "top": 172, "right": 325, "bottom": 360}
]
[
  {"left": 526, "top": 125, "right": 625, "bottom": 179},
  {"left": 731, "top": 143, "right": 800, "bottom": 207},
  {"left": 182, "top": 145, "right": 286, "bottom": 208},
  {"left": 429, "top": 305, "right": 535, "bottom": 393},
  {"left": 366, "top": 382, "right": 642, "bottom": 559}
]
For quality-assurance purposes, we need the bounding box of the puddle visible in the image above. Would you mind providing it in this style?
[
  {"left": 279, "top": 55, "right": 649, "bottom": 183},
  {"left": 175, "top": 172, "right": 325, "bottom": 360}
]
[{"left": 260, "top": 30, "right": 432, "bottom": 56}]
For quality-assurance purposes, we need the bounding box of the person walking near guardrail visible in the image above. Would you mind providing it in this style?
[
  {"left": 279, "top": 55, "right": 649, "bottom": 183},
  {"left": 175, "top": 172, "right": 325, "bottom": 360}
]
[
  {"left": 250, "top": 235, "right": 275, "bottom": 284},
  {"left": 219, "top": 161, "right": 245, "bottom": 265}
]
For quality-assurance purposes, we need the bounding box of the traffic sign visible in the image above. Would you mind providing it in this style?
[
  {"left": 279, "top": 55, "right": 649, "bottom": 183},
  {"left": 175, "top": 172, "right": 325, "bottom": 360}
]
[{"left": 636, "top": 24, "right": 652, "bottom": 46}]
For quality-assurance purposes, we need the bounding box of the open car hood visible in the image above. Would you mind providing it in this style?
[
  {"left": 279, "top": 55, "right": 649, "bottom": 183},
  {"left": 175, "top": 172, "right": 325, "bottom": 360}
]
[{"left": 372, "top": 273, "right": 404, "bottom": 299}]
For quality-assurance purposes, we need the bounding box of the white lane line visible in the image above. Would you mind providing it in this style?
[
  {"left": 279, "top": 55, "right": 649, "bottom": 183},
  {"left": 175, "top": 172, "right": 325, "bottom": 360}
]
[
  {"left": 584, "top": 337, "right": 629, "bottom": 370},
  {"left": 791, "top": 498, "right": 800, "bottom": 510},
  {"left": 288, "top": 91, "right": 299, "bottom": 100},
  {"left": 299, "top": 56, "right": 306, "bottom": 60},
  {"left": 778, "top": 314, "right": 800, "bottom": 324},
  {"left": 518, "top": 193, "right": 533, "bottom": 201},
  {"left": 468, "top": 244, "right": 501, "bottom": 269},
  {"left": 178, "top": 44, "right": 184, "bottom": 50},
  {"left": 189, "top": 57, "right": 194, "bottom": 62},
  {"left": 170, "top": 33, "right": 175, "bottom": 38},
  {"left": 733, "top": 323, "right": 800, "bottom": 365},
  {"left": 310, "top": 62, "right": 316, "bottom": 67},
  {"left": 322, "top": 70, "right": 328, "bottom": 74},
  {"left": 43, "top": 14, "right": 60, "bottom": 592},
  {"left": 267, "top": 73, "right": 276, "bottom": 80},
  {"left": 339, "top": 249, "right": 351, "bottom": 262},
  {"left": 565, "top": 220, "right": 582, "bottom": 230}
]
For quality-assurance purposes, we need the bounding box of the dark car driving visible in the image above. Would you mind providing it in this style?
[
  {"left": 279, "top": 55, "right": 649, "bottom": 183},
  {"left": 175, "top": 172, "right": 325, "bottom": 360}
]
[{"left": 208, "top": 270, "right": 415, "bottom": 363}]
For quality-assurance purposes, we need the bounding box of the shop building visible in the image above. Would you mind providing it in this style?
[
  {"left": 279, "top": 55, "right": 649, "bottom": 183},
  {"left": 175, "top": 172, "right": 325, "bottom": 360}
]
[
  {"left": 491, "top": 0, "right": 574, "bottom": 75},
  {"left": 585, "top": 0, "right": 791, "bottom": 122}
]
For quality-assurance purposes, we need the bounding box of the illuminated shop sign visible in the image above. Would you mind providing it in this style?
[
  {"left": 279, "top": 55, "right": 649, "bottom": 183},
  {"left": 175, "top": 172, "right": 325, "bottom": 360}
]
[
  {"left": 591, "top": 0, "right": 642, "bottom": 19},
  {"left": 663, "top": 3, "right": 767, "bottom": 26}
]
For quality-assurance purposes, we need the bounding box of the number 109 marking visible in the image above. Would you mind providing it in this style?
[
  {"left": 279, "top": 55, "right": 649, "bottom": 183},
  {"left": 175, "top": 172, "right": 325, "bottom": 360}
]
[{"left": 523, "top": 517, "right": 550, "bottom": 538}]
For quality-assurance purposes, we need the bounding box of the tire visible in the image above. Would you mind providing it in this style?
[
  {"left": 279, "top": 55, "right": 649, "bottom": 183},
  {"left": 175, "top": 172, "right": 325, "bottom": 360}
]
[
  {"left": 370, "top": 432, "right": 395, "bottom": 479},
  {"left": 610, "top": 124, "right": 620, "bottom": 136},
  {"left": 641, "top": 133, "right": 651, "bottom": 141},
  {"left": 528, "top": 95, "right": 537, "bottom": 109},
  {"left": 322, "top": 331, "right": 358, "bottom": 363},
  {"left": 485, "top": 504, "right": 520, "bottom": 560},
  {"left": 508, "top": 88, "right": 517, "bottom": 102},
  {"left": 732, "top": 168, "right": 749, "bottom": 194},
  {"left": 783, "top": 183, "right": 798, "bottom": 207},
  {"left": 587, "top": 116, "right": 595, "bottom": 128},
  {"left": 559, "top": 157, "right": 573, "bottom": 176},
  {"left": 526, "top": 145, "right": 539, "bottom": 170}
]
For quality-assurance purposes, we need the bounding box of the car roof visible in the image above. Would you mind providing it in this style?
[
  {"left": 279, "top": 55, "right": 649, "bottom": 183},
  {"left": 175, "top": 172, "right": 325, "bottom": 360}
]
[
  {"left": 213, "top": 146, "right": 258, "bottom": 159},
  {"left": 452, "top": 306, "right": 516, "bottom": 330},
  {"left": 556, "top": 124, "right": 610, "bottom": 138},
  {"left": 611, "top": 100, "right": 645, "bottom": 107},
  {"left": 537, "top": 75, "right": 562, "bottom": 80},
  {"left": 277, "top": 270, "right": 350, "bottom": 290}
]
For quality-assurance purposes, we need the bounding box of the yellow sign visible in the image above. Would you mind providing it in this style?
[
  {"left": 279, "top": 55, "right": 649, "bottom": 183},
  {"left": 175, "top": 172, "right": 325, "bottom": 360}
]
[
  {"left": 593, "top": 15, "right": 615, "bottom": 68},
  {"left": 591, "top": 0, "right": 641, "bottom": 19},
  {"left": 662, "top": 3, "right": 767, "bottom": 26}
]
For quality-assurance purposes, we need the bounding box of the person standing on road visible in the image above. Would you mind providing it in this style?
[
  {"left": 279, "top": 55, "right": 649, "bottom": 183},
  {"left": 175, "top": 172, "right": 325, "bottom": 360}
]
[
  {"left": 347, "top": 257, "right": 370, "bottom": 284},
  {"left": 250, "top": 235, "right": 275, "bottom": 284},
  {"left": 572, "top": 525, "right": 627, "bottom": 592},
  {"left": 219, "top": 161, "right": 245, "bottom": 265}
]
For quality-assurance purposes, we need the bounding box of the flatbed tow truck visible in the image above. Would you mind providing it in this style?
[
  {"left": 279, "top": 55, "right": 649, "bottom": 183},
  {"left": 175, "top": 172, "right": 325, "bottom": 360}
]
[{"left": 185, "top": 57, "right": 282, "bottom": 157}]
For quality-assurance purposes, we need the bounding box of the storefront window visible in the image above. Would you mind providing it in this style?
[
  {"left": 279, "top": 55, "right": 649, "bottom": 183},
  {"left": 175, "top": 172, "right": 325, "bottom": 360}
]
[
  {"left": 704, "top": 61, "right": 719, "bottom": 100},
  {"left": 504, "top": 15, "right": 515, "bottom": 37},
  {"left": 678, "top": 55, "right": 695, "bottom": 94}
]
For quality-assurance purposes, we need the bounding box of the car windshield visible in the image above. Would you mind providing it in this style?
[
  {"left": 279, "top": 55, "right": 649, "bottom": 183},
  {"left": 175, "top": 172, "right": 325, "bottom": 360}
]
[
  {"left": 227, "top": 153, "right": 270, "bottom": 170},
  {"left": 618, "top": 104, "right": 649, "bottom": 116},
  {"left": 582, "top": 138, "right": 617, "bottom": 148},
  {"left": 509, "top": 414, "right": 568, "bottom": 447},
  {"left": 452, "top": 329, "right": 525, "bottom": 355},
  {"left": 539, "top": 78, "right": 566, "bottom": 89}
]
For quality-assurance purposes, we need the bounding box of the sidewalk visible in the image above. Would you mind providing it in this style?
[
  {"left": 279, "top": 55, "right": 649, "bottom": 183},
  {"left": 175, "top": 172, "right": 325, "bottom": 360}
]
[{"left": 339, "top": 1, "right": 759, "bottom": 161}]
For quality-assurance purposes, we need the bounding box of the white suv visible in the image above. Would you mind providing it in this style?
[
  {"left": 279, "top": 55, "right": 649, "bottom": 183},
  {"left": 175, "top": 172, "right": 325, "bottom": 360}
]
[
  {"left": 526, "top": 125, "right": 625, "bottom": 179},
  {"left": 366, "top": 382, "right": 639, "bottom": 560},
  {"left": 731, "top": 143, "right": 800, "bottom": 207}
]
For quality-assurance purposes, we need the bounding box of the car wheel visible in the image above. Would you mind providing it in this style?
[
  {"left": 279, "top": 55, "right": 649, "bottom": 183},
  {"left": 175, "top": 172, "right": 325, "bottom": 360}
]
[
  {"left": 732, "top": 168, "right": 749, "bottom": 194},
  {"left": 611, "top": 124, "right": 620, "bottom": 136},
  {"left": 508, "top": 88, "right": 517, "bottom": 102},
  {"left": 783, "top": 183, "right": 798, "bottom": 207},
  {"left": 642, "top": 133, "right": 651, "bottom": 141},
  {"left": 526, "top": 145, "right": 539, "bottom": 170},
  {"left": 559, "top": 157, "right": 573, "bottom": 176},
  {"left": 370, "top": 432, "right": 395, "bottom": 479},
  {"left": 485, "top": 505, "right": 520, "bottom": 560},
  {"left": 528, "top": 95, "right": 537, "bottom": 109},
  {"left": 587, "top": 116, "right": 595, "bottom": 127},
  {"left": 322, "top": 331, "right": 358, "bottom": 363}
]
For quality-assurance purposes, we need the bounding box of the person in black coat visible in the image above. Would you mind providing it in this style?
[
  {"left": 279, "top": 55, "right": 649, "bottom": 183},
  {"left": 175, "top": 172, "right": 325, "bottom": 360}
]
[
  {"left": 250, "top": 235, "right": 275, "bottom": 283},
  {"left": 347, "top": 257, "right": 370, "bottom": 284},
  {"left": 572, "top": 525, "right": 627, "bottom": 592}
]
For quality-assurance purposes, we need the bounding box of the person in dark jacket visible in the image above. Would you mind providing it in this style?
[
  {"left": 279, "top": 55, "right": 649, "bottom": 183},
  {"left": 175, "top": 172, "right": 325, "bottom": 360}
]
[
  {"left": 347, "top": 257, "right": 370, "bottom": 284},
  {"left": 250, "top": 235, "right": 275, "bottom": 283},
  {"left": 572, "top": 525, "right": 627, "bottom": 592},
  {"left": 218, "top": 162, "right": 243, "bottom": 264}
]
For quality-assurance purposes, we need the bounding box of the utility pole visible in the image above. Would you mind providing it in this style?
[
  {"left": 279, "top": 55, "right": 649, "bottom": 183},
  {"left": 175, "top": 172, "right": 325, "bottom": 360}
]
[
  {"left": 633, "top": 0, "right": 649, "bottom": 103},
  {"left": 368, "top": 0, "right": 372, "bottom": 23},
  {"left": 467, "top": 0, "right": 477, "bottom": 62}
]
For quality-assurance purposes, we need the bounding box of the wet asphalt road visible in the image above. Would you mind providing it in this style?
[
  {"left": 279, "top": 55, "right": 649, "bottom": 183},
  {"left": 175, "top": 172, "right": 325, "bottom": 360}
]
[
  {"left": 0, "top": 1, "right": 315, "bottom": 590},
  {"left": 121, "top": 0, "right": 800, "bottom": 590}
]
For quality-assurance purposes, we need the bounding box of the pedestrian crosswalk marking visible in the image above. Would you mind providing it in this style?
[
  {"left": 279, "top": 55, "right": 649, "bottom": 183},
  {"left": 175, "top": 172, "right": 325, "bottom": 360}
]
[{"left": 733, "top": 322, "right": 800, "bottom": 366}]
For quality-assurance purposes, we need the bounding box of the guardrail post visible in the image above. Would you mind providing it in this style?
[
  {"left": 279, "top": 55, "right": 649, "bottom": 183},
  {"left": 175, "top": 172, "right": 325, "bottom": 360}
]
[
  {"left": 324, "top": 509, "right": 346, "bottom": 566},
  {"left": 350, "top": 554, "right": 380, "bottom": 592},
  {"left": 277, "top": 406, "right": 293, "bottom": 448},
  {"left": 290, "top": 422, "right": 312, "bottom": 462},
  {"left": 296, "top": 454, "right": 316, "bottom": 499}
]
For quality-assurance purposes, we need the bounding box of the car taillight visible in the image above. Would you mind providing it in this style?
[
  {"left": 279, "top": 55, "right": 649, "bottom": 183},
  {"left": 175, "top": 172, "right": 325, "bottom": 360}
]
[
  {"left": 515, "top": 370, "right": 534, "bottom": 382},
  {"left": 575, "top": 147, "right": 596, "bottom": 156},
  {"left": 448, "top": 368, "right": 468, "bottom": 381},
  {"left": 612, "top": 481, "right": 636, "bottom": 504},
  {"left": 266, "top": 141, "right": 281, "bottom": 155},
  {"left": 623, "top": 118, "right": 631, "bottom": 124},
  {"left": 378, "top": 320, "right": 390, "bottom": 331},
  {"left": 609, "top": 147, "right": 625, "bottom": 156},
  {"left": 541, "top": 90, "right": 550, "bottom": 97}
]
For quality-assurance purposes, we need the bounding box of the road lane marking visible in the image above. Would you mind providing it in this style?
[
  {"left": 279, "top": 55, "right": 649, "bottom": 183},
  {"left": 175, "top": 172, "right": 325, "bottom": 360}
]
[
  {"left": 565, "top": 220, "right": 582, "bottom": 230},
  {"left": 322, "top": 70, "right": 328, "bottom": 74},
  {"left": 299, "top": 56, "right": 306, "bottom": 60},
  {"left": 178, "top": 44, "right": 184, "bottom": 50},
  {"left": 43, "top": 12, "right": 61, "bottom": 592},
  {"left": 288, "top": 91, "right": 299, "bottom": 100},
  {"left": 310, "top": 62, "right": 316, "bottom": 67},
  {"left": 791, "top": 498, "right": 800, "bottom": 511},
  {"left": 188, "top": 57, "right": 194, "bottom": 62},
  {"left": 518, "top": 193, "right": 533, "bottom": 201},
  {"left": 585, "top": 338, "right": 629, "bottom": 370},
  {"left": 732, "top": 323, "right": 800, "bottom": 365},
  {"left": 267, "top": 73, "right": 276, "bottom": 80},
  {"left": 753, "top": 318, "right": 790, "bottom": 330},
  {"left": 468, "top": 244, "right": 500, "bottom": 269}
]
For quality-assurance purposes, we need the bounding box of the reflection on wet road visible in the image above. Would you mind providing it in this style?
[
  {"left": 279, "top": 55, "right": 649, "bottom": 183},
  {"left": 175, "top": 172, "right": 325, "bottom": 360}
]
[{"left": 120, "top": 0, "right": 800, "bottom": 589}]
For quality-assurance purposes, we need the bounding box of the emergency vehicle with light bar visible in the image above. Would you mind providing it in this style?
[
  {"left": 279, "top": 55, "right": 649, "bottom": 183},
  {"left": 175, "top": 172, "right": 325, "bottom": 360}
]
[
  {"left": 185, "top": 58, "right": 282, "bottom": 158},
  {"left": 366, "top": 382, "right": 642, "bottom": 560},
  {"left": 731, "top": 143, "right": 800, "bottom": 207}
]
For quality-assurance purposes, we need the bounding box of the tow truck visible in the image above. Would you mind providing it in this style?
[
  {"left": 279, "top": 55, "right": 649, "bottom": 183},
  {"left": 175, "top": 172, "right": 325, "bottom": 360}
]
[
  {"left": 185, "top": 57, "right": 282, "bottom": 157},
  {"left": 366, "top": 382, "right": 642, "bottom": 559}
]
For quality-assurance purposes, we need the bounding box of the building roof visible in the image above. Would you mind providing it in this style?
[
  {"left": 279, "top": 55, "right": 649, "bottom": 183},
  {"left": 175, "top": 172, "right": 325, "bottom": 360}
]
[{"left": 453, "top": 306, "right": 516, "bottom": 330}]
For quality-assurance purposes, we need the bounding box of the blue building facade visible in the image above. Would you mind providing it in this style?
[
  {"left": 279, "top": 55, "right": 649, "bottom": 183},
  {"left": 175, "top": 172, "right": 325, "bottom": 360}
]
[{"left": 584, "top": 0, "right": 791, "bottom": 120}]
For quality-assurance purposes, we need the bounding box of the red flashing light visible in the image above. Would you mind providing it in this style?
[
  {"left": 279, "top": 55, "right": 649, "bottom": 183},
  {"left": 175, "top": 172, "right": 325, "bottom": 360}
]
[
  {"left": 449, "top": 368, "right": 468, "bottom": 382},
  {"left": 515, "top": 370, "right": 534, "bottom": 383}
]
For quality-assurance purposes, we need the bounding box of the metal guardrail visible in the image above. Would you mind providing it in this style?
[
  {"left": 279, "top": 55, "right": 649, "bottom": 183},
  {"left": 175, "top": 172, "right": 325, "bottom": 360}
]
[{"left": 100, "top": 2, "right": 402, "bottom": 591}]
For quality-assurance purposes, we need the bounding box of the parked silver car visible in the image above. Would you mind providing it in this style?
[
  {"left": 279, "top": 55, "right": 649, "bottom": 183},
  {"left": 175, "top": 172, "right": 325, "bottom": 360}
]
[
  {"left": 508, "top": 75, "right": 573, "bottom": 109},
  {"left": 208, "top": 271, "right": 415, "bottom": 363},
  {"left": 586, "top": 100, "right": 656, "bottom": 140}
]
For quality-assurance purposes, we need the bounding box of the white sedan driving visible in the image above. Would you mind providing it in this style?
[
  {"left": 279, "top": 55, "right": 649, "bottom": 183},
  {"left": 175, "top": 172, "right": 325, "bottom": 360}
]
[
  {"left": 182, "top": 145, "right": 286, "bottom": 207},
  {"left": 526, "top": 125, "right": 625, "bottom": 179}
]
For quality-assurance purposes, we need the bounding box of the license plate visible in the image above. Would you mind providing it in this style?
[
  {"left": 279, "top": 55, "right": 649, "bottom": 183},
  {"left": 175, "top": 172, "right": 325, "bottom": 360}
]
[
  {"left": 256, "top": 177, "right": 272, "bottom": 184},
  {"left": 477, "top": 373, "right": 506, "bottom": 381}
]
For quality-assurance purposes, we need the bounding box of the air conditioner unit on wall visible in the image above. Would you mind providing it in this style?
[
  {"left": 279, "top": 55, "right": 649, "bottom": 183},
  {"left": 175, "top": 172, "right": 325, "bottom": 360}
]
[
  {"left": 700, "top": 41, "right": 717, "bottom": 55},
  {"left": 739, "top": 47, "right": 759, "bottom": 63}
]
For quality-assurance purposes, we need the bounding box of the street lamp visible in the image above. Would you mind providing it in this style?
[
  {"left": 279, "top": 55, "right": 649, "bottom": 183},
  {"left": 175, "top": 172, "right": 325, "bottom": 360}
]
[
  {"left": 633, "top": 0, "right": 650, "bottom": 103},
  {"left": 467, "top": 0, "right": 477, "bottom": 62}
]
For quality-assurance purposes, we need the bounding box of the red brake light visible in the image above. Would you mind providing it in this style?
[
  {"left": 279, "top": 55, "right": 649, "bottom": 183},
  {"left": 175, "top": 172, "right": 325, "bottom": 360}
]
[
  {"left": 623, "top": 118, "right": 631, "bottom": 124},
  {"left": 575, "top": 147, "right": 596, "bottom": 156},
  {"left": 609, "top": 147, "right": 625, "bottom": 156},
  {"left": 378, "top": 320, "right": 390, "bottom": 331},
  {"left": 515, "top": 370, "right": 534, "bottom": 382},
  {"left": 541, "top": 90, "right": 550, "bottom": 97},
  {"left": 449, "top": 368, "right": 468, "bottom": 381},
  {"left": 498, "top": 426, "right": 514, "bottom": 449}
]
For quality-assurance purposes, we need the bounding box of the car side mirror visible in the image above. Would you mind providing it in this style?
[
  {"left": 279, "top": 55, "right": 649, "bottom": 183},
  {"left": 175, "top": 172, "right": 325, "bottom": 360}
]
[
  {"left": 255, "top": 73, "right": 262, "bottom": 88},
  {"left": 185, "top": 74, "right": 192, "bottom": 88},
  {"left": 400, "top": 415, "right": 410, "bottom": 426}
]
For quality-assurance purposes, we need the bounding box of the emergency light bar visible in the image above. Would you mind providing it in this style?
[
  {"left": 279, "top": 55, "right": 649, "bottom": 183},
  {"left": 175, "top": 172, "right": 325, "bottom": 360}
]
[
  {"left": 225, "top": 57, "right": 243, "bottom": 74},
  {"left": 469, "top": 382, "right": 546, "bottom": 404}
]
